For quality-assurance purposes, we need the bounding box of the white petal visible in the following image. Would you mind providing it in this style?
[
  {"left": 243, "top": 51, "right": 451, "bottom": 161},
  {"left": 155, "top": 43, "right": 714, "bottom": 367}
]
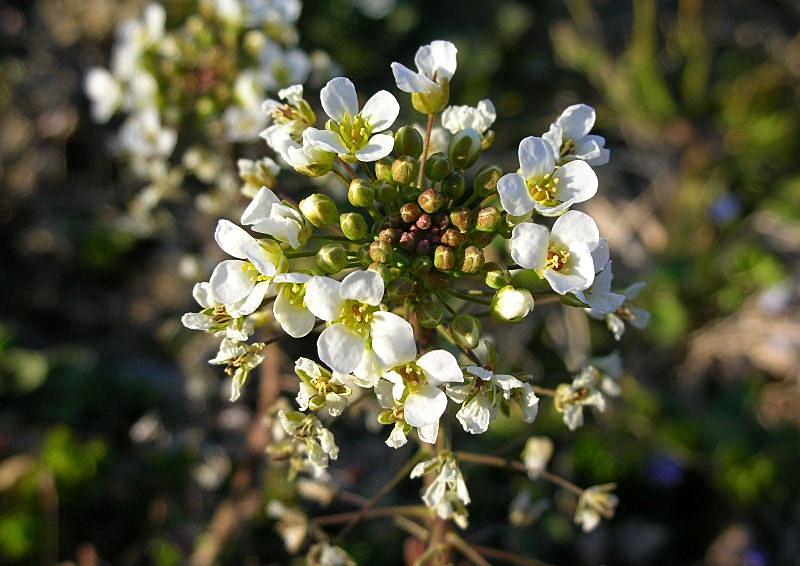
[
  {"left": 456, "top": 395, "right": 493, "bottom": 434},
  {"left": 417, "top": 350, "right": 463, "bottom": 386},
  {"left": 497, "top": 173, "right": 534, "bottom": 216},
  {"left": 518, "top": 136, "right": 555, "bottom": 180},
  {"left": 510, "top": 222, "right": 550, "bottom": 270},
  {"left": 554, "top": 160, "right": 597, "bottom": 204},
  {"left": 386, "top": 424, "right": 408, "bottom": 449},
  {"left": 532, "top": 198, "right": 576, "bottom": 218},
  {"left": 304, "top": 277, "right": 344, "bottom": 321},
  {"left": 303, "top": 127, "right": 349, "bottom": 154},
  {"left": 317, "top": 324, "right": 365, "bottom": 374},
  {"left": 360, "top": 90, "right": 399, "bottom": 132},
  {"left": 390, "top": 62, "right": 436, "bottom": 93},
  {"left": 544, "top": 242, "right": 595, "bottom": 294},
  {"left": 370, "top": 311, "right": 417, "bottom": 369},
  {"left": 340, "top": 270, "right": 384, "bottom": 306},
  {"left": 231, "top": 280, "right": 270, "bottom": 317},
  {"left": 417, "top": 423, "right": 439, "bottom": 444},
  {"left": 557, "top": 104, "right": 595, "bottom": 139},
  {"left": 209, "top": 260, "right": 255, "bottom": 305},
  {"left": 272, "top": 272, "right": 311, "bottom": 284},
  {"left": 320, "top": 77, "right": 358, "bottom": 123},
  {"left": 592, "top": 239, "right": 610, "bottom": 272},
  {"left": 355, "top": 134, "right": 395, "bottom": 162},
  {"left": 415, "top": 41, "right": 457, "bottom": 81},
  {"left": 551, "top": 210, "right": 599, "bottom": 248},
  {"left": 404, "top": 385, "right": 446, "bottom": 427},
  {"left": 215, "top": 219, "right": 254, "bottom": 260},
  {"left": 353, "top": 349, "right": 382, "bottom": 388},
  {"left": 273, "top": 289, "right": 315, "bottom": 338},
  {"left": 181, "top": 313, "right": 213, "bottom": 331},
  {"left": 241, "top": 187, "right": 280, "bottom": 225},
  {"left": 193, "top": 282, "right": 214, "bottom": 308}
]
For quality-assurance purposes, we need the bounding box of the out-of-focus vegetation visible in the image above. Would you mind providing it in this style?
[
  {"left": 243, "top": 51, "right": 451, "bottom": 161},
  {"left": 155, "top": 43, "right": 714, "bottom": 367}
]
[{"left": 1, "top": 0, "right": 798, "bottom": 564}]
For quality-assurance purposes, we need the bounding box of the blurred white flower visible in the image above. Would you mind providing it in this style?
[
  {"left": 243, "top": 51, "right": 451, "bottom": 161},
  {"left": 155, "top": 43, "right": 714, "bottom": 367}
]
[{"left": 543, "top": 104, "right": 609, "bottom": 166}]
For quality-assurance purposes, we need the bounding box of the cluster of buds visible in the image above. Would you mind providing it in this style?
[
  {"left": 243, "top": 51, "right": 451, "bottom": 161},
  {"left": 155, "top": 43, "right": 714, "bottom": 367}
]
[
  {"left": 181, "top": 38, "right": 647, "bottom": 556},
  {"left": 84, "top": 0, "right": 330, "bottom": 232}
]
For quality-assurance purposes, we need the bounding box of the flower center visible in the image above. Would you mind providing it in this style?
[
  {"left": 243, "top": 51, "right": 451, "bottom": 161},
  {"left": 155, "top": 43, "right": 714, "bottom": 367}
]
[
  {"left": 339, "top": 301, "right": 378, "bottom": 337},
  {"left": 242, "top": 262, "right": 272, "bottom": 282},
  {"left": 526, "top": 174, "right": 560, "bottom": 207},
  {"left": 560, "top": 138, "right": 575, "bottom": 158},
  {"left": 330, "top": 112, "right": 373, "bottom": 152},
  {"left": 399, "top": 363, "right": 425, "bottom": 384},
  {"left": 545, "top": 247, "right": 570, "bottom": 272},
  {"left": 285, "top": 283, "right": 306, "bottom": 308}
]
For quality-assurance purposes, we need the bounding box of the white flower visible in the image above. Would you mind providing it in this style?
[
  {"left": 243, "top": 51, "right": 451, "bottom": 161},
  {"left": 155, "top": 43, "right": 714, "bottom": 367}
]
[
  {"left": 279, "top": 410, "right": 339, "bottom": 476},
  {"left": 575, "top": 484, "right": 618, "bottom": 532},
  {"left": 271, "top": 273, "right": 315, "bottom": 338},
  {"left": 260, "top": 84, "right": 315, "bottom": 161},
  {"left": 210, "top": 339, "right": 267, "bottom": 401},
  {"left": 209, "top": 219, "right": 286, "bottom": 305},
  {"left": 305, "top": 270, "right": 418, "bottom": 376},
  {"left": 441, "top": 99, "right": 496, "bottom": 135},
  {"left": 260, "top": 42, "right": 311, "bottom": 91},
  {"left": 576, "top": 261, "right": 626, "bottom": 317},
  {"left": 497, "top": 136, "right": 598, "bottom": 217},
  {"left": 491, "top": 285, "right": 535, "bottom": 322},
  {"left": 240, "top": 186, "right": 308, "bottom": 248},
  {"left": 224, "top": 71, "right": 268, "bottom": 141},
  {"left": 266, "top": 501, "right": 308, "bottom": 554},
  {"left": 543, "top": 104, "right": 609, "bottom": 167},
  {"left": 119, "top": 107, "right": 177, "bottom": 160},
  {"left": 554, "top": 367, "right": 609, "bottom": 430},
  {"left": 245, "top": 0, "right": 302, "bottom": 27},
  {"left": 84, "top": 68, "right": 122, "bottom": 123},
  {"left": 181, "top": 280, "right": 264, "bottom": 341},
  {"left": 522, "top": 436, "right": 554, "bottom": 478},
  {"left": 510, "top": 211, "right": 600, "bottom": 295},
  {"left": 284, "top": 128, "right": 338, "bottom": 176},
  {"left": 237, "top": 157, "right": 280, "bottom": 196},
  {"left": 411, "top": 454, "right": 470, "bottom": 528},
  {"left": 302, "top": 77, "right": 399, "bottom": 162},
  {"left": 601, "top": 281, "right": 650, "bottom": 340},
  {"left": 293, "top": 357, "right": 352, "bottom": 416},
  {"left": 391, "top": 40, "right": 457, "bottom": 95},
  {"left": 110, "top": 3, "right": 165, "bottom": 80}
]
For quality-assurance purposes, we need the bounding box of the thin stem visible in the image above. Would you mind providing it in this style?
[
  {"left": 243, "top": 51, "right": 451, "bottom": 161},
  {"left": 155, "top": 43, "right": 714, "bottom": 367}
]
[
  {"left": 445, "top": 289, "right": 492, "bottom": 305},
  {"left": 314, "top": 505, "right": 426, "bottom": 526},
  {"left": 446, "top": 533, "right": 492, "bottom": 566},
  {"left": 433, "top": 289, "right": 457, "bottom": 316},
  {"left": 331, "top": 168, "right": 351, "bottom": 187},
  {"left": 471, "top": 545, "right": 557, "bottom": 566},
  {"left": 338, "top": 157, "right": 358, "bottom": 180},
  {"left": 532, "top": 385, "right": 556, "bottom": 397},
  {"left": 360, "top": 161, "right": 376, "bottom": 181},
  {"left": 417, "top": 113, "right": 436, "bottom": 188},
  {"left": 455, "top": 451, "right": 584, "bottom": 496},
  {"left": 309, "top": 234, "right": 354, "bottom": 243}
]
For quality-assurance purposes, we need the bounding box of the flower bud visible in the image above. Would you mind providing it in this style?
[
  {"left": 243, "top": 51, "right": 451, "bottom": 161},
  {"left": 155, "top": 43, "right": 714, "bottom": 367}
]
[
  {"left": 348, "top": 179, "right": 374, "bottom": 208},
  {"left": 411, "top": 81, "right": 449, "bottom": 115},
  {"left": 394, "top": 126, "right": 424, "bottom": 158},
  {"left": 485, "top": 262, "right": 511, "bottom": 289},
  {"left": 400, "top": 202, "right": 423, "bottom": 224},
  {"left": 399, "top": 184, "right": 422, "bottom": 202},
  {"left": 392, "top": 156, "right": 419, "bottom": 185},
  {"left": 433, "top": 212, "right": 450, "bottom": 230},
  {"left": 368, "top": 262, "right": 392, "bottom": 282},
  {"left": 379, "top": 228, "right": 401, "bottom": 243},
  {"left": 449, "top": 208, "right": 473, "bottom": 232},
  {"left": 369, "top": 241, "right": 392, "bottom": 264},
  {"left": 411, "top": 256, "right": 432, "bottom": 275},
  {"left": 387, "top": 277, "right": 415, "bottom": 300},
  {"left": 299, "top": 193, "right": 338, "bottom": 228},
  {"left": 340, "top": 212, "right": 369, "bottom": 241},
  {"left": 316, "top": 244, "right": 348, "bottom": 274},
  {"left": 375, "top": 157, "right": 393, "bottom": 181},
  {"left": 424, "top": 152, "right": 452, "bottom": 182},
  {"left": 418, "top": 188, "right": 445, "bottom": 214},
  {"left": 451, "top": 314, "right": 482, "bottom": 349},
  {"left": 414, "top": 238, "right": 432, "bottom": 256},
  {"left": 398, "top": 231, "right": 416, "bottom": 251},
  {"left": 441, "top": 228, "right": 464, "bottom": 248},
  {"left": 448, "top": 127, "right": 482, "bottom": 170},
  {"left": 416, "top": 301, "right": 444, "bottom": 329},
  {"left": 460, "top": 245, "right": 485, "bottom": 273},
  {"left": 441, "top": 171, "right": 466, "bottom": 200},
  {"left": 473, "top": 164, "right": 503, "bottom": 196},
  {"left": 415, "top": 213, "right": 432, "bottom": 230},
  {"left": 476, "top": 206, "right": 501, "bottom": 232},
  {"left": 481, "top": 129, "right": 496, "bottom": 150},
  {"left": 434, "top": 245, "right": 456, "bottom": 271},
  {"left": 374, "top": 180, "right": 398, "bottom": 205},
  {"left": 491, "top": 286, "right": 534, "bottom": 323}
]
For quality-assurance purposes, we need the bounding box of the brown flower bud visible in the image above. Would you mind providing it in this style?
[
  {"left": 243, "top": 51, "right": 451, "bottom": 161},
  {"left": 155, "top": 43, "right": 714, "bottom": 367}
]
[
  {"left": 418, "top": 188, "right": 445, "bottom": 214},
  {"left": 400, "top": 202, "right": 423, "bottom": 224},
  {"left": 441, "top": 228, "right": 464, "bottom": 248}
]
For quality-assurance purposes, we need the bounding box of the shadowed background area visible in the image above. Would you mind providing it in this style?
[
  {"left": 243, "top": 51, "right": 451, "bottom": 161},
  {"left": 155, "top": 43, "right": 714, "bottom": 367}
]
[{"left": 1, "top": 0, "right": 799, "bottom": 564}]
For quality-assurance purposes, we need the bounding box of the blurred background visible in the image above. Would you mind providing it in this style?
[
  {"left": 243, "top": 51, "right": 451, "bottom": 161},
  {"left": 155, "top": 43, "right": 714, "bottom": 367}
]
[{"left": 1, "top": 0, "right": 799, "bottom": 564}]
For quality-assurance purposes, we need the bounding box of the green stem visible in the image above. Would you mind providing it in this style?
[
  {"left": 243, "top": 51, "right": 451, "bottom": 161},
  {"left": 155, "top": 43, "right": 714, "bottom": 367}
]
[
  {"left": 445, "top": 289, "right": 492, "bottom": 305},
  {"left": 417, "top": 113, "right": 436, "bottom": 188}
]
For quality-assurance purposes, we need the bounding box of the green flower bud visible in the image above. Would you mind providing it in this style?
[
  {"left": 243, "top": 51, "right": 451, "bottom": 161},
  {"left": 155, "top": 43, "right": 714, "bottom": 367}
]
[
  {"left": 391, "top": 156, "right": 419, "bottom": 185},
  {"left": 485, "top": 262, "right": 512, "bottom": 289},
  {"left": 451, "top": 314, "right": 482, "bottom": 349},
  {"left": 491, "top": 285, "right": 534, "bottom": 323},
  {"left": 375, "top": 157, "right": 393, "bottom": 181},
  {"left": 476, "top": 206, "right": 501, "bottom": 232},
  {"left": 299, "top": 193, "right": 338, "bottom": 228},
  {"left": 473, "top": 164, "right": 503, "bottom": 196},
  {"left": 374, "top": 180, "right": 399, "bottom": 205},
  {"left": 449, "top": 208, "right": 473, "bottom": 232},
  {"left": 460, "top": 245, "right": 485, "bottom": 274},
  {"left": 481, "top": 129, "right": 496, "bottom": 150},
  {"left": 418, "top": 188, "right": 445, "bottom": 214},
  {"left": 369, "top": 240, "right": 392, "bottom": 264},
  {"left": 441, "top": 228, "right": 464, "bottom": 248},
  {"left": 399, "top": 184, "right": 422, "bottom": 202},
  {"left": 416, "top": 301, "right": 445, "bottom": 328},
  {"left": 387, "top": 277, "right": 415, "bottom": 300},
  {"left": 348, "top": 179, "right": 375, "bottom": 208},
  {"left": 411, "top": 256, "right": 433, "bottom": 275},
  {"left": 317, "top": 244, "right": 348, "bottom": 273},
  {"left": 411, "top": 81, "right": 450, "bottom": 115},
  {"left": 394, "top": 126, "right": 424, "bottom": 158},
  {"left": 441, "top": 171, "right": 466, "bottom": 200},
  {"left": 448, "top": 128, "right": 482, "bottom": 170},
  {"left": 368, "top": 262, "right": 392, "bottom": 282},
  {"left": 424, "top": 152, "right": 452, "bottom": 182},
  {"left": 434, "top": 245, "right": 456, "bottom": 271},
  {"left": 340, "top": 212, "right": 369, "bottom": 241}
]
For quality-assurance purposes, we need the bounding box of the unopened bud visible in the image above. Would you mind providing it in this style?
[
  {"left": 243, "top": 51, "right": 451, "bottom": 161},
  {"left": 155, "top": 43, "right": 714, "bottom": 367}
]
[
  {"left": 369, "top": 241, "right": 392, "bottom": 264},
  {"left": 379, "top": 228, "right": 401, "bottom": 243},
  {"left": 441, "top": 228, "right": 464, "bottom": 248},
  {"left": 473, "top": 164, "right": 503, "bottom": 196},
  {"left": 441, "top": 171, "right": 466, "bottom": 200},
  {"left": 299, "top": 193, "right": 338, "bottom": 228},
  {"left": 411, "top": 256, "right": 433, "bottom": 275},
  {"left": 460, "top": 245, "right": 485, "bottom": 273},
  {"left": 491, "top": 286, "right": 534, "bottom": 323},
  {"left": 348, "top": 179, "right": 374, "bottom": 208},
  {"left": 387, "top": 277, "right": 415, "bottom": 300},
  {"left": 411, "top": 81, "right": 449, "bottom": 115},
  {"left": 424, "top": 152, "right": 452, "bottom": 182},
  {"left": 400, "top": 202, "right": 423, "bottom": 223},
  {"left": 418, "top": 188, "right": 445, "bottom": 213},
  {"left": 434, "top": 245, "right": 456, "bottom": 271},
  {"left": 392, "top": 156, "right": 419, "bottom": 185},
  {"left": 340, "top": 212, "right": 369, "bottom": 241},
  {"left": 476, "top": 206, "right": 501, "bottom": 232},
  {"left": 375, "top": 157, "right": 393, "bottom": 181},
  {"left": 415, "top": 239, "right": 432, "bottom": 256},
  {"left": 481, "top": 129, "right": 496, "bottom": 150},
  {"left": 448, "top": 127, "right": 482, "bottom": 170},
  {"left": 416, "top": 301, "right": 444, "bottom": 329},
  {"left": 394, "top": 126, "right": 424, "bottom": 158},
  {"left": 485, "top": 262, "right": 512, "bottom": 289},
  {"left": 450, "top": 208, "right": 473, "bottom": 232},
  {"left": 398, "top": 231, "right": 416, "bottom": 251},
  {"left": 316, "top": 244, "right": 348, "bottom": 274},
  {"left": 415, "top": 213, "right": 432, "bottom": 230},
  {"left": 374, "top": 180, "right": 398, "bottom": 205},
  {"left": 451, "top": 314, "right": 482, "bottom": 349}
]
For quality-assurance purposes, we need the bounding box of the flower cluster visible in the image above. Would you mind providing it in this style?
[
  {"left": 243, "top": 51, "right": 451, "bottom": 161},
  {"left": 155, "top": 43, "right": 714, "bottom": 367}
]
[
  {"left": 182, "top": 39, "right": 647, "bottom": 554},
  {"left": 85, "top": 0, "right": 329, "bottom": 232}
]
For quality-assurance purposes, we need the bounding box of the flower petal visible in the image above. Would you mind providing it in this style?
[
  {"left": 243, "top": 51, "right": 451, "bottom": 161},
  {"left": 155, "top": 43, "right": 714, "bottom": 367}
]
[
  {"left": 304, "top": 276, "right": 344, "bottom": 321},
  {"left": 303, "top": 127, "right": 349, "bottom": 154},
  {"left": 417, "top": 422, "right": 439, "bottom": 444},
  {"left": 317, "top": 324, "right": 365, "bottom": 374},
  {"left": 556, "top": 104, "right": 595, "bottom": 139},
  {"left": 390, "top": 62, "right": 436, "bottom": 93},
  {"left": 273, "top": 288, "right": 316, "bottom": 338},
  {"left": 320, "top": 77, "right": 358, "bottom": 123},
  {"left": 544, "top": 242, "right": 595, "bottom": 294},
  {"left": 209, "top": 259, "right": 255, "bottom": 305},
  {"left": 554, "top": 160, "right": 597, "bottom": 204},
  {"left": 241, "top": 187, "right": 280, "bottom": 225},
  {"left": 417, "top": 350, "right": 463, "bottom": 386},
  {"left": 370, "top": 311, "right": 417, "bottom": 369},
  {"left": 518, "top": 136, "right": 555, "bottom": 179},
  {"left": 360, "top": 90, "right": 399, "bottom": 132},
  {"left": 551, "top": 210, "right": 599, "bottom": 248},
  {"left": 215, "top": 219, "right": 254, "bottom": 260},
  {"left": 510, "top": 222, "right": 550, "bottom": 270},
  {"left": 456, "top": 395, "right": 493, "bottom": 434},
  {"left": 497, "top": 173, "right": 534, "bottom": 216},
  {"left": 414, "top": 40, "right": 457, "bottom": 81},
  {"left": 339, "top": 270, "right": 384, "bottom": 306},
  {"left": 404, "top": 385, "right": 446, "bottom": 427},
  {"left": 355, "top": 134, "right": 395, "bottom": 162}
]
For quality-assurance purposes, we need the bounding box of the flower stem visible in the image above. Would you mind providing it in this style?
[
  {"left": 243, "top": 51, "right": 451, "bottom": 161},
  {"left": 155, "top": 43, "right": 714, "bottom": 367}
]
[
  {"left": 417, "top": 113, "right": 436, "bottom": 188},
  {"left": 445, "top": 289, "right": 492, "bottom": 305},
  {"left": 314, "top": 505, "right": 426, "bottom": 527},
  {"left": 338, "top": 157, "right": 358, "bottom": 180},
  {"left": 454, "top": 451, "right": 584, "bottom": 496}
]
